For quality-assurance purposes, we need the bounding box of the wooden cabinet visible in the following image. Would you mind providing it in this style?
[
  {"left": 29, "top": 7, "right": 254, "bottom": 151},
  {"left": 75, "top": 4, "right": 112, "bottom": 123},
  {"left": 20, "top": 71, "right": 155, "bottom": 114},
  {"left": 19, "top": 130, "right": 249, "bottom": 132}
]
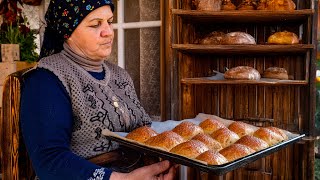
[{"left": 162, "top": 0, "right": 317, "bottom": 179}]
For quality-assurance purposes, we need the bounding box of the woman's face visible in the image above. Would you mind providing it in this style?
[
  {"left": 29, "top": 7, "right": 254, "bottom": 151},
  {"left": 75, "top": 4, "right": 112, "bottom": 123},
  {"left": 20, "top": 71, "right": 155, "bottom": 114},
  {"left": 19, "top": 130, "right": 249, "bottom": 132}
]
[{"left": 67, "top": 6, "right": 114, "bottom": 61}]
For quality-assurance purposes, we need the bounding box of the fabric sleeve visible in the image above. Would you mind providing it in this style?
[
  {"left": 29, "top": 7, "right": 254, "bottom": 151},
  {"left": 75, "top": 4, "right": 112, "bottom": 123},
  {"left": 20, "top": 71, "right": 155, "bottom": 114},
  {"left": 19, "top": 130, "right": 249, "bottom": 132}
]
[{"left": 20, "top": 68, "right": 113, "bottom": 180}]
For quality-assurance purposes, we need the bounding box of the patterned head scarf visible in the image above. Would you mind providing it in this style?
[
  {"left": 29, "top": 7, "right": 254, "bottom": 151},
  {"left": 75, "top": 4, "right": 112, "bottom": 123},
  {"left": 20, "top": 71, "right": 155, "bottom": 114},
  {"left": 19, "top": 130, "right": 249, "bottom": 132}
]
[{"left": 40, "top": 0, "right": 114, "bottom": 59}]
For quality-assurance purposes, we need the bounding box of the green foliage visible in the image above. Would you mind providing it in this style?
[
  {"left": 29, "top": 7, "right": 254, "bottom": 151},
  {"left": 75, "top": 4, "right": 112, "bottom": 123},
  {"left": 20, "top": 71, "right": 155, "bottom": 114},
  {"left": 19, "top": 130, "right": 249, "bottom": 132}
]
[{"left": 316, "top": 156, "right": 320, "bottom": 180}]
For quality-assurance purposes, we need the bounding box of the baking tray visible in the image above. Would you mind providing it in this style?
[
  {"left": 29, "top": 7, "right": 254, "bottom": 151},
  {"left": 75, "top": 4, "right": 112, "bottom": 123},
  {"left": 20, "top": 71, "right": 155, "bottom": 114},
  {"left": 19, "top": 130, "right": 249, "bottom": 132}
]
[{"left": 102, "top": 113, "right": 305, "bottom": 175}]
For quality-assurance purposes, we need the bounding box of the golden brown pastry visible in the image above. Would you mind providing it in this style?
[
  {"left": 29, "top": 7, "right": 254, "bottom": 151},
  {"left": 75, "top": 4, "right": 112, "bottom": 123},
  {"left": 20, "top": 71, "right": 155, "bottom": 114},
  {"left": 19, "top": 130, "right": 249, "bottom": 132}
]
[
  {"left": 199, "top": 118, "right": 226, "bottom": 134},
  {"left": 172, "top": 121, "right": 204, "bottom": 140},
  {"left": 237, "top": 0, "right": 256, "bottom": 10},
  {"left": 263, "top": 67, "right": 289, "bottom": 80},
  {"left": 144, "top": 131, "right": 184, "bottom": 151},
  {"left": 235, "top": 135, "right": 269, "bottom": 151},
  {"left": 266, "top": 126, "right": 288, "bottom": 140},
  {"left": 125, "top": 126, "right": 158, "bottom": 143},
  {"left": 210, "top": 127, "right": 240, "bottom": 148},
  {"left": 228, "top": 121, "right": 255, "bottom": 138},
  {"left": 196, "top": 150, "right": 228, "bottom": 165},
  {"left": 192, "top": 133, "right": 223, "bottom": 151},
  {"left": 170, "top": 140, "right": 209, "bottom": 158},
  {"left": 224, "top": 66, "right": 261, "bottom": 80},
  {"left": 221, "top": 32, "right": 256, "bottom": 45},
  {"left": 253, "top": 127, "right": 284, "bottom": 146},
  {"left": 221, "top": 0, "right": 236, "bottom": 10},
  {"left": 258, "top": 0, "right": 296, "bottom": 11},
  {"left": 267, "top": 31, "right": 299, "bottom": 45},
  {"left": 198, "top": 31, "right": 225, "bottom": 45},
  {"left": 219, "top": 144, "right": 255, "bottom": 162},
  {"left": 192, "top": 0, "right": 222, "bottom": 11}
]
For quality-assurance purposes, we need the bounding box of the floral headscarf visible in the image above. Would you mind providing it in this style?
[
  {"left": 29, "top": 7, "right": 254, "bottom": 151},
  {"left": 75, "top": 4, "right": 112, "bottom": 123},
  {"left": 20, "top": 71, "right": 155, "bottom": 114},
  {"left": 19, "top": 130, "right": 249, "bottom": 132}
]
[{"left": 40, "top": 0, "right": 114, "bottom": 59}]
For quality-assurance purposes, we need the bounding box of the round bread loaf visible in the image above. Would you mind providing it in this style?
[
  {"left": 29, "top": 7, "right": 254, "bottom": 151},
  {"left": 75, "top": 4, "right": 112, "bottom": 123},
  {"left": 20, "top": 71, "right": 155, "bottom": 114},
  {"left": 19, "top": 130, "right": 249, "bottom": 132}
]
[
  {"left": 196, "top": 150, "right": 228, "bottom": 165},
  {"left": 235, "top": 135, "right": 269, "bottom": 151},
  {"left": 172, "top": 121, "right": 204, "bottom": 140},
  {"left": 192, "top": 0, "right": 222, "bottom": 11},
  {"left": 199, "top": 118, "right": 226, "bottom": 134},
  {"left": 224, "top": 66, "right": 261, "bottom": 80},
  {"left": 253, "top": 127, "right": 284, "bottom": 146},
  {"left": 221, "top": 0, "right": 236, "bottom": 10},
  {"left": 267, "top": 31, "right": 299, "bottom": 45},
  {"left": 144, "top": 131, "right": 184, "bottom": 151},
  {"left": 198, "top": 31, "right": 225, "bottom": 45},
  {"left": 192, "top": 133, "right": 223, "bottom": 151},
  {"left": 228, "top": 121, "right": 255, "bottom": 138},
  {"left": 263, "top": 67, "right": 289, "bottom": 80},
  {"left": 261, "top": 0, "right": 296, "bottom": 10},
  {"left": 210, "top": 128, "right": 240, "bottom": 148},
  {"left": 266, "top": 126, "right": 288, "bottom": 140},
  {"left": 125, "top": 126, "right": 158, "bottom": 143},
  {"left": 237, "top": 0, "right": 256, "bottom": 10},
  {"left": 170, "top": 140, "right": 209, "bottom": 158},
  {"left": 219, "top": 144, "right": 255, "bottom": 162},
  {"left": 221, "top": 32, "right": 256, "bottom": 45}
]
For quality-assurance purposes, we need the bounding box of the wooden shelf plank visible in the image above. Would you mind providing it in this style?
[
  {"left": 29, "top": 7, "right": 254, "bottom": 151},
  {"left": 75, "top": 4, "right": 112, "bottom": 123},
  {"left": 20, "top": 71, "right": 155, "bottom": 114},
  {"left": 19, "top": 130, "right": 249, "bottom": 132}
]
[
  {"left": 181, "top": 78, "right": 308, "bottom": 86},
  {"left": 172, "top": 44, "right": 314, "bottom": 55},
  {"left": 172, "top": 9, "right": 314, "bottom": 23}
]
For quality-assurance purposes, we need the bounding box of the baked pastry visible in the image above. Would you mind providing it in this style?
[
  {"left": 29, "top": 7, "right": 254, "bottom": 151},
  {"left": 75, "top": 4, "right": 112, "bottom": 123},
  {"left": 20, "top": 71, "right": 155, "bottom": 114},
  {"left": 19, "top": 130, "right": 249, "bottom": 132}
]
[
  {"left": 253, "top": 127, "right": 284, "bottom": 146},
  {"left": 237, "top": 0, "right": 256, "bottom": 10},
  {"left": 199, "top": 118, "right": 226, "bottom": 134},
  {"left": 219, "top": 144, "right": 255, "bottom": 162},
  {"left": 221, "top": 32, "right": 256, "bottom": 45},
  {"left": 221, "top": 0, "right": 236, "bottom": 10},
  {"left": 196, "top": 150, "right": 228, "bottom": 165},
  {"left": 267, "top": 31, "right": 299, "bottom": 45},
  {"left": 144, "top": 131, "right": 184, "bottom": 151},
  {"left": 172, "top": 121, "right": 204, "bottom": 140},
  {"left": 263, "top": 67, "right": 289, "bottom": 80},
  {"left": 235, "top": 135, "right": 269, "bottom": 151},
  {"left": 210, "top": 128, "right": 240, "bottom": 148},
  {"left": 224, "top": 66, "right": 261, "bottom": 80},
  {"left": 192, "top": 0, "right": 222, "bottom": 11},
  {"left": 228, "top": 121, "right": 255, "bottom": 138},
  {"left": 258, "top": 0, "right": 296, "bottom": 11},
  {"left": 170, "top": 140, "right": 209, "bottom": 158},
  {"left": 192, "top": 133, "right": 223, "bottom": 151},
  {"left": 266, "top": 126, "right": 288, "bottom": 140},
  {"left": 198, "top": 31, "right": 225, "bottom": 45},
  {"left": 125, "top": 126, "right": 158, "bottom": 143}
]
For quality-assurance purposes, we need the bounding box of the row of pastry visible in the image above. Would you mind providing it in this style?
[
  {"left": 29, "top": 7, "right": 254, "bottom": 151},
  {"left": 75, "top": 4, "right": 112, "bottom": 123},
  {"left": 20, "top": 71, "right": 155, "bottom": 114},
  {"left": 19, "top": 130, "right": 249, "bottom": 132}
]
[
  {"left": 125, "top": 118, "right": 288, "bottom": 165},
  {"left": 193, "top": 0, "right": 296, "bottom": 11},
  {"left": 196, "top": 31, "right": 299, "bottom": 45}
]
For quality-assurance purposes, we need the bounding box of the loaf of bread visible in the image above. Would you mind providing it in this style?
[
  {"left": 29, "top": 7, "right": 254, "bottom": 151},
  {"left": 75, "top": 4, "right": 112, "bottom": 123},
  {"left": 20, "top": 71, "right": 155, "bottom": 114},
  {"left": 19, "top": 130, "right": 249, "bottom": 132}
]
[
  {"left": 198, "top": 31, "right": 225, "bottom": 45},
  {"left": 235, "top": 135, "right": 269, "bottom": 151},
  {"left": 253, "top": 127, "right": 284, "bottom": 146},
  {"left": 258, "top": 0, "right": 296, "bottom": 11},
  {"left": 172, "top": 121, "right": 204, "bottom": 140},
  {"left": 237, "top": 0, "right": 256, "bottom": 10},
  {"left": 211, "top": 128, "right": 240, "bottom": 148},
  {"left": 196, "top": 150, "right": 228, "bottom": 165},
  {"left": 267, "top": 31, "right": 299, "bottom": 45},
  {"left": 221, "top": 32, "right": 256, "bottom": 45},
  {"left": 170, "top": 140, "right": 209, "bottom": 158},
  {"left": 144, "top": 131, "right": 184, "bottom": 151},
  {"left": 263, "top": 67, "right": 289, "bottom": 80},
  {"left": 192, "top": 133, "right": 223, "bottom": 151},
  {"left": 228, "top": 121, "right": 255, "bottom": 138},
  {"left": 192, "top": 0, "right": 222, "bottom": 11},
  {"left": 199, "top": 118, "right": 226, "bottom": 134},
  {"left": 125, "top": 126, "right": 158, "bottom": 143},
  {"left": 219, "top": 144, "right": 255, "bottom": 161},
  {"left": 221, "top": 0, "right": 236, "bottom": 10},
  {"left": 224, "top": 66, "right": 261, "bottom": 80},
  {"left": 266, "top": 126, "right": 288, "bottom": 140}
]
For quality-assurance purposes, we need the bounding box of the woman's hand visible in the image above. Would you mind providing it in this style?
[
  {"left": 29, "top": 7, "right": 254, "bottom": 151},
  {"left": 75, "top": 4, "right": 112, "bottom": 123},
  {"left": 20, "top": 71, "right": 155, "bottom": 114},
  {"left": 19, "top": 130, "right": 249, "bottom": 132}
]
[{"left": 110, "top": 160, "right": 178, "bottom": 180}]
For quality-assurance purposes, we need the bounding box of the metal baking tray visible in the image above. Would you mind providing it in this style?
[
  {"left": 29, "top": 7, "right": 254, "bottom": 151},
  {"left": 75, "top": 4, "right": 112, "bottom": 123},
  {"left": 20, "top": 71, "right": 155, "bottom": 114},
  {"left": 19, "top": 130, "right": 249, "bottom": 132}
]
[{"left": 102, "top": 129, "right": 305, "bottom": 175}]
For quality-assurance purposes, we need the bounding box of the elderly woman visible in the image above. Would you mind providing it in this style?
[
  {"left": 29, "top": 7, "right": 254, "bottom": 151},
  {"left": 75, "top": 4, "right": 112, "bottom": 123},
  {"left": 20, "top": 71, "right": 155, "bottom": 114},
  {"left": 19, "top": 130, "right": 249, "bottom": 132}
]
[{"left": 20, "top": 0, "right": 177, "bottom": 179}]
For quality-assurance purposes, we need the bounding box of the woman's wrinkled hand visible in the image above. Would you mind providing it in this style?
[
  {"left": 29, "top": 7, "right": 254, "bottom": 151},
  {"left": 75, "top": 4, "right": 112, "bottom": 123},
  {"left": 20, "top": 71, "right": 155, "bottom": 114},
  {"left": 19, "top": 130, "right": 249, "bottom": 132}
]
[{"left": 110, "top": 160, "right": 178, "bottom": 180}]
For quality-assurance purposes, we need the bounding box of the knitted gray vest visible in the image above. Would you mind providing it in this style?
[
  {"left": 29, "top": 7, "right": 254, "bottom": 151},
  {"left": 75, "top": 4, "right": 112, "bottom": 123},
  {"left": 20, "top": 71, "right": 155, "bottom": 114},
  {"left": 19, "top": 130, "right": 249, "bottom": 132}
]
[{"left": 36, "top": 52, "right": 151, "bottom": 158}]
